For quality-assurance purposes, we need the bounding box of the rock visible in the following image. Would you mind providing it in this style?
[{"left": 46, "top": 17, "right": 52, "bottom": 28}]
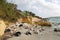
[
  {"left": 19, "top": 24, "right": 23, "bottom": 27},
  {"left": 4, "top": 29, "right": 11, "bottom": 33},
  {"left": 39, "top": 30, "right": 42, "bottom": 32},
  {"left": 41, "top": 28, "right": 44, "bottom": 31},
  {"left": 54, "top": 28, "right": 57, "bottom": 32},
  {"left": 25, "top": 31, "right": 32, "bottom": 35},
  {"left": 13, "top": 32, "right": 21, "bottom": 37},
  {"left": 33, "top": 31, "right": 38, "bottom": 34},
  {"left": 10, "top": 26, "right": 14, "bottom": 28},
  {"left": 24, "top": 26, "right": 29, "bottom": 29},
  {"left": 1, "top": 35, "right": 12, "bottom": 40},
  {"left": 1, "top": 32, "right": 12, "bottom": 40}
]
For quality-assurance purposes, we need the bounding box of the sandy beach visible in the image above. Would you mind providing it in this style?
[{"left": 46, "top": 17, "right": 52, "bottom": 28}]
[{"left": 7, "top": 27, "right": 60, "bottom": 40}]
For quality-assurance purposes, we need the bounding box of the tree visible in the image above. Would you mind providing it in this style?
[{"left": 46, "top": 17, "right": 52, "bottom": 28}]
[{"left": 24, "top": 11, "right": 35, "bottom": 17}]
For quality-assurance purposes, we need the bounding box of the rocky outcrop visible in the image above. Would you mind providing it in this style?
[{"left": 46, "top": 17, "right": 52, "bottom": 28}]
[{"left": 1, "top": 22, "right": 45, "bottom": 40}]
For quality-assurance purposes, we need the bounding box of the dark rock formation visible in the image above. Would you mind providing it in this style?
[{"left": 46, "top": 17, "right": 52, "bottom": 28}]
[
  {"left": 4, "top": 29, "right": 11, "bottom": 33},
  {"left": 13, "top": 32, "right": 21, "bottom": 37}
]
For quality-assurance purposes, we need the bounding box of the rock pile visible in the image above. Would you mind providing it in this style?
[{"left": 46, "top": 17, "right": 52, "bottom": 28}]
[{"left": 1, "top": 22, "right": 45, "bottom": 40}]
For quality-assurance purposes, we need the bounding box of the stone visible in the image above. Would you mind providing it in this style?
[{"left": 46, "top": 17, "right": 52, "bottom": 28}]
[
  {"left": 33, "top": 31, "right": 38, "bottom": 34},
  {"left": 25, "top": 31, "right": 32, "bottom": 35},
  {"left": 13, "top": 32, "right": 21, "bottom": 37},
  {"left": 4, "top": 29, "right": 11, "bottom": 33},
  {"left": 39, "top": 30, "right": 42, "bottom": 32},
  {"left": 19, "top": 24, "right": 23, "bottom": 27}
]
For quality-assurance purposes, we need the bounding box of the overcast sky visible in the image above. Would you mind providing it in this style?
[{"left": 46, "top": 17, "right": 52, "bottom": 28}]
[{"left": 7, "top": 0, "right": 60, "bottom": 18}]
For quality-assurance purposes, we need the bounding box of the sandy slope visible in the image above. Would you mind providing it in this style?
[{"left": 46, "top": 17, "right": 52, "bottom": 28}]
[{"left": 8, "top": 27, "right": 60, "bottom": 40}]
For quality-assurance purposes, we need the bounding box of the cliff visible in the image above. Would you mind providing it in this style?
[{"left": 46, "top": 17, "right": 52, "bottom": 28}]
[
  {"left": 18, "top": 16, "right": 51, "bottom": 26},
  {"left": 0, "top": 20, "right": 6, "bottom": 37}
]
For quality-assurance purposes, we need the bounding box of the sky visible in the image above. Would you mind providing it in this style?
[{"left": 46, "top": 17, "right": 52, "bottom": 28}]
[{"left": 7, "top": 0, "right": 60, "bottom": 18}]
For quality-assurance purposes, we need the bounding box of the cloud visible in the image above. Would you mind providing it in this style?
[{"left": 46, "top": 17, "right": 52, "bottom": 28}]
[{"left": 7, "top": 0, "right": 60, "bottom": 18}]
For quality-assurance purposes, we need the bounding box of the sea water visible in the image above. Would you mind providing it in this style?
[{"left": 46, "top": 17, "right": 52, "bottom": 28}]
[{"left": 47, "top": 17, "right": 60, "bottom": 28}]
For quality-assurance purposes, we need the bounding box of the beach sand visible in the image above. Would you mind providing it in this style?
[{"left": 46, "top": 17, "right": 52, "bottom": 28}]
[{"left": 7, "top": 27, "right": 60, "bottom": 40}]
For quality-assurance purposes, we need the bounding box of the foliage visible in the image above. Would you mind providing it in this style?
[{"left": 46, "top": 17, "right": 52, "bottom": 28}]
[
  {"left": 0, "top": 0, "right": 36, "bottom": 22},
  {"left": 0, "top": 0, "right": 51, "bottom": 26}
]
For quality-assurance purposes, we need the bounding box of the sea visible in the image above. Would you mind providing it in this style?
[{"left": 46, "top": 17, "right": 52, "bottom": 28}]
[{"left": 47, "top": 17, "right": 60, "bottom": 28}]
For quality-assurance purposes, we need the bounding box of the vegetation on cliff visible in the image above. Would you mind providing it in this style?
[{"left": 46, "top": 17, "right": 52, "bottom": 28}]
[
  {"left": 0, "top": 0, "right": 51, "bottom": 26},
  {"left": 0, "top": 0, "right": 36, "bottom": 22}
]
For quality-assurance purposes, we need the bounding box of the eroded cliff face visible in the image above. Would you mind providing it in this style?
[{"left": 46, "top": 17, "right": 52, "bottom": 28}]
[
  {"left": 18, "top": 16, "right": 32, "bottom": 24},
  {"left": 17, "top": 16, "right": 51, "bottom": 26},
  {"left": 0, "top": 20, "right": 6, "bottom": 36}
]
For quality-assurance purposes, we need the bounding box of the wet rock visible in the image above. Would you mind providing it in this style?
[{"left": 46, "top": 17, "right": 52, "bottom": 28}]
[{"left": 13, "top": 32, "right": 21, "bottom": 37}]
